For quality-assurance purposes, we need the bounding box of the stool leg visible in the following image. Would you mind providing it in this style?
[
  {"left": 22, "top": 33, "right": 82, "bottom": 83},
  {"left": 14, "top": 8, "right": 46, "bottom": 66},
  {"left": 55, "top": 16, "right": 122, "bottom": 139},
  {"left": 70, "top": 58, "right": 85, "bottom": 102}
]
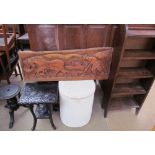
[
  {"left": 9, "top": 109, "right": 14, "bottom": 128},
  {"left": 29, "top": 105, "right": 37, "bottom": 131},
  {"left": 46, "top": 104, "right": 56, "bottom": 130}
]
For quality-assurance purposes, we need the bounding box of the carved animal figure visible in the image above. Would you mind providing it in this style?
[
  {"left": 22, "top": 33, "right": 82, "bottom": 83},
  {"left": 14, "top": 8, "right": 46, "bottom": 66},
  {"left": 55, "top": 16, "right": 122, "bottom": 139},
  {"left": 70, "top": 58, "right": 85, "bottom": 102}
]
[
  {"left": 24, "top": 58, "right": 50, "bottom": 78},
  {"left": 83, "top": 55, "right": 106, "bottom": 75},
  {"left": 48, "top": 59, "right": 66, "bottom": 76},
  {"left": 95, "top": 51, "right": 111, "bottom": 59},
  {"left": 23, "top": 60, "right": 37, "bottom": 73},
  {"left": 65, "top": 60, "right": 85, "bottom": 71}
]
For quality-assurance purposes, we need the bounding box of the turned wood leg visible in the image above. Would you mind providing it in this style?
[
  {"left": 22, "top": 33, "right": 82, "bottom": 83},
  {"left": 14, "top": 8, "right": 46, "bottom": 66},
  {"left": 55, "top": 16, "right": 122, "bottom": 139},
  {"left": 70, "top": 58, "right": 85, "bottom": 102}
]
[
  {"left": 29, "top": 105, "right": 37, "bottom": 131},
  {"left": 9, "top": 109, "right": 14, "bottom": 128},
  {"left": 46, "top": 104, "right": 56, "bottom": 130}
]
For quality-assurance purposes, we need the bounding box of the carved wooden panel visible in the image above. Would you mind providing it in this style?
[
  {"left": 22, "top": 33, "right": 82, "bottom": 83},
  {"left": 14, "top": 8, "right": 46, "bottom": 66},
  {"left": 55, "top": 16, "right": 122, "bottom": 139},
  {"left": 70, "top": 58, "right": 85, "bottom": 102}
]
[{"left": 19, "top": 47, "right": 113, "bottom": 81}]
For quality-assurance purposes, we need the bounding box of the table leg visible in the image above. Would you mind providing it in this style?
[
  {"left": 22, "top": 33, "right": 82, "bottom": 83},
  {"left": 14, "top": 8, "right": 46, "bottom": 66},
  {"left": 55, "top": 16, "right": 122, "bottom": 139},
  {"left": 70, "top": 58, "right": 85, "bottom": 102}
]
[
  {"left": 46, "top": 104, "right": 56, "bottom": 130},
  {"left": 9, "top": 109, "right": 14, "bottom": 128},
  {"left": 29, "top": 105, "right": 37, "bottom": 131}
]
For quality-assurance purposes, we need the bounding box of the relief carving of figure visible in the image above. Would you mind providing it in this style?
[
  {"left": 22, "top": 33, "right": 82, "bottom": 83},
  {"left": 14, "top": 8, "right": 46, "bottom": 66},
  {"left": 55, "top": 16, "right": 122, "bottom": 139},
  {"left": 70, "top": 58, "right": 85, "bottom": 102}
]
[{"left": 83, "top": 56, "right": 102, "bottom": 75}]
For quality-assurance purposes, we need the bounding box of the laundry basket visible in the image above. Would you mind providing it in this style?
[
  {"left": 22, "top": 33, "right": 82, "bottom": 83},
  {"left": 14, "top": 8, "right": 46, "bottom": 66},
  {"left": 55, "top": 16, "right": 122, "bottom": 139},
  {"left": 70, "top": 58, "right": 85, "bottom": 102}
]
[{"left": 59, "top": 80, "right": 96, "bottom": 127}]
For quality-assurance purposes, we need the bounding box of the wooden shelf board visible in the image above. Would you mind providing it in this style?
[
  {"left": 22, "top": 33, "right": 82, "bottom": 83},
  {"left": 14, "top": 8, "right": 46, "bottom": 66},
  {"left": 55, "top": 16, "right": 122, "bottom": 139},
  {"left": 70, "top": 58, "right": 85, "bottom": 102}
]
[
  {"left": 112, "top": 83, "right": 146, "bottom": 97},
  {"left": 128, "top": 30, "right": 155, "bottom": 37},
  {"left": 123, "top": 50, "right": 155, "bottom": 60},
  {"left": 118, "top": 68, "right": 153, "bottom": 79},
  {"left": 109, "top": 97, "right": 140, "bottom": 110}
]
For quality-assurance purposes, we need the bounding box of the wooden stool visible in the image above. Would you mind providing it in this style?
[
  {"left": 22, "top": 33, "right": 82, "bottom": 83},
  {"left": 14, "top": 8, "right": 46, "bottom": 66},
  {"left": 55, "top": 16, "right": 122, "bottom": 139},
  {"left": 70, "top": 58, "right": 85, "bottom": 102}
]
[
  {"left": 19, "top": 82, "right": 58, "bottom": 131},
  {"left": 0, "top": 84, "right": 20, "bottom": 128}
]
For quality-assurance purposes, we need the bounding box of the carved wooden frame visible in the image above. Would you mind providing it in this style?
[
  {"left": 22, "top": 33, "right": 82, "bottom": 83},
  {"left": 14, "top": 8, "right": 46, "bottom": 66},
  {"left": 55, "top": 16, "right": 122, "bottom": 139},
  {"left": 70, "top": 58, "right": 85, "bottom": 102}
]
[{"left": 19, "top": 47, "right": 113, "bottom": 81}]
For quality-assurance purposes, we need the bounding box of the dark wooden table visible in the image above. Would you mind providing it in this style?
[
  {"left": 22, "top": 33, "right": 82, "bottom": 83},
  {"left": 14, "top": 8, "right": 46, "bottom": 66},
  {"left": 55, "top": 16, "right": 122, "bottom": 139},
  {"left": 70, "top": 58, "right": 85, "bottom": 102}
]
[{"left": 19, "top": 82, "right": 58, "bottom": 130}]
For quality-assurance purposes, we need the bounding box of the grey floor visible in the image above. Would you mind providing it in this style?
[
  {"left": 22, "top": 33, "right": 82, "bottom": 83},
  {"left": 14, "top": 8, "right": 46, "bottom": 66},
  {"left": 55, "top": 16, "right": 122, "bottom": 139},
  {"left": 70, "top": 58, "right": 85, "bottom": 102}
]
[{"left": 0, "top": 74, "right": 155, "bottom": 131}]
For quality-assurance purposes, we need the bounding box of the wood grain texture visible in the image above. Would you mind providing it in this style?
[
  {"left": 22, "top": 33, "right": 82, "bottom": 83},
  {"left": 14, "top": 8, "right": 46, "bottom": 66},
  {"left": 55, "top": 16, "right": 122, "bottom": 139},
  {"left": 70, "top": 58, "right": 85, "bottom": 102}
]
[
  {"left": 112, "top": 83, "right": 146, "bottom": 97},
  {"left": 123, "top": 50, "right": 155, "bottom": 60},
  {"left": 19, "top": 47, "right": 113, "bottom": 81},
  {"left": 27, "top": 24, "right": 59, "bottom": 51},
  {"left": 58, "top": 24, "right": 113, "bottom": 50},
  {"left": 109, "top": 97, "right": 139, "bottom": 110},
  {"left": 118, "top": 68, "right": 153, "bottom": 79},
  {"left": 86, "top": 24, "right": 111, "bottom": 48}
]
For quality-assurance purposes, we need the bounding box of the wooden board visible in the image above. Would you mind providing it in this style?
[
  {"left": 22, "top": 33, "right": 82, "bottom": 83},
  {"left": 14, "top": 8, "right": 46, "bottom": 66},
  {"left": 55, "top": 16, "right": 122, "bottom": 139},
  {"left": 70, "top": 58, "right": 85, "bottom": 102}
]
[
  {"left": 112, "top": 83, "right": 146, "bottom": 97},
  {"left": 118, "top": 68, "right": 153, "bottom": 79},
  {"left": 123, "top": 50, "right": 155, "bottom": 60},
  {"left": 19, "top": 47, "right": 113, "bottom": 81}
]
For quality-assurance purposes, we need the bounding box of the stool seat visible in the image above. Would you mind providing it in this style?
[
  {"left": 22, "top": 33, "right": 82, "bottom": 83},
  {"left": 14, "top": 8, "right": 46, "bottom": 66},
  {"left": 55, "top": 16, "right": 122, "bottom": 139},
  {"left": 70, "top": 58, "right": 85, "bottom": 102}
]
[
  {"left": 0, "top": 84, "right": 20, "bottom": 128},
  {"left": 19, "top": 83, "right": 58, "bottom": 104},
  {"left": 0, "top": 84, "right": 20, "bottom": 100}
]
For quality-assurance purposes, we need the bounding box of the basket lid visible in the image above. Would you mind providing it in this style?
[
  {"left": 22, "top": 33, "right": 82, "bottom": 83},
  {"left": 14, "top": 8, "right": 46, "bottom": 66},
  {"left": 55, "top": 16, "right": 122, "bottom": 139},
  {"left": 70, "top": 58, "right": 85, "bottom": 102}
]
[{"left": 59, "top": 80, "right": 96, "bottom": 99}]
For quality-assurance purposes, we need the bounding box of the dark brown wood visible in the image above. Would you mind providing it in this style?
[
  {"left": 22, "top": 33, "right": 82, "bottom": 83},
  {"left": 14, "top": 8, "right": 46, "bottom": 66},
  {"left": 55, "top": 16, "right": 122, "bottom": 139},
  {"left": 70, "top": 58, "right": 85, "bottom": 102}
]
[
  {"left": 100, "top": 24, "right": 155, "bottom": 117},
  {"left": 86, "top": 24, "right": 112, "bottom": 48},
  {"left": 27, "top": 24, "right": 59, "bottom": 51},
  {"left": 115, "top": 78, "right": 139, "bottom": 84},
  {"left": 118, "top": 68, "right": 153, "bottom": 79},
  {"left": 128, "top": 30, "right": 155, "bottom": 37},
  {"left": 128, "top": 24, "right": 155, "bottom": 30},
  {"left": 0, "top": 24, "right": 23, "bottom": 83},
  {"left": 0, "top": 25, "right": 16, "bottom": 70},
  {"left": 99, "top": 24, "right": 126, "bottom": 117},
  {"left": 128, "top": 24, "right": 155, "bottom": 37},
  {"left": 28, "top": 24, "right": 113, "bottom": 51},
  {"left": 25, "top": 24, "right": 155, "bottom": 118},
  {"left": 19, "top": 47, "right": 113, "bottom": 81},
  {"left": 120, "top": 59, "right": 146, "bottom": 68},
  {"left": 58, "top": 24, "right": 86, "bottom": 50},
  {"left": 112, "top": 83, "right": 146, "bottom": 97},
  {"left": 18, "top": 24, "right": 27, "bottom": 36},
  {"left": 109, "top": 97, "right": 139, "bottom": 111},
  {"left": 123, "top": 50, "right": 155, "bottom": 60}
]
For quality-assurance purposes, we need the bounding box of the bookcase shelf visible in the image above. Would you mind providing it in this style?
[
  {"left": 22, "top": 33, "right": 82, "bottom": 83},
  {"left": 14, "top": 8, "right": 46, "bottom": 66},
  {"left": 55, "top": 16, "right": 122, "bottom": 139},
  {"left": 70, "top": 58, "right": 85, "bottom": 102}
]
[
  {"left": 128, "top": 30, "right": 155, "bottom": 37},
  {"left": 112, "top": 83, "right": 146, "bottom": 97},
  {"left": 123, "top": 50, "right": 155, "bottom": 60},
  {"left": 118, "top": 68, "right": 153, "bottom": 79},
  {"left": 100, "top": 24, "right": 155, "bottom": 117},
  {"left": 109, "top": 97, "right": 140, "bottom": 111}
]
